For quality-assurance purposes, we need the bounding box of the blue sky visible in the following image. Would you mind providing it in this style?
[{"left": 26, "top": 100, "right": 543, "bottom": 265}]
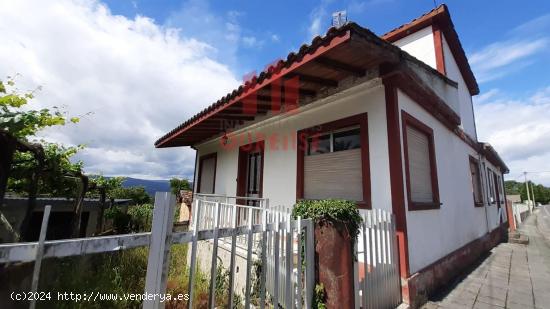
[
  {"left": 1, "top": 1, "right": 549, "bottom": 184},
  {"left": 103, "top": 0, "right": 550, "bottom": 95}
]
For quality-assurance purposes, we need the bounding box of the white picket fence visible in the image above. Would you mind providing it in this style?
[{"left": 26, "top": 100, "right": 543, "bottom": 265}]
[
  {"left": 354, "top": 209, "right": 401, "bottom": 309},
  {"left": 0, "top": 193, "right": 404, "bottom": 309},
  {"left": 192, "top": 195, "right": 315, "bottom": 309},
  {"left": 0, "top": 192, "right": 314, "bottom": 309}
]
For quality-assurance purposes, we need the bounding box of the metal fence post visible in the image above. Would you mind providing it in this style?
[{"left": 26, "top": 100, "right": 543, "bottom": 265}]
[
  {"left": 143, "top": 192, "right": 176, "bottom": 309},
  {"left": 29, "top": 205, "right": 51, "bottom": 309},
  {"left": 304, "top": 219, "right": 314, "bottom": 309}
]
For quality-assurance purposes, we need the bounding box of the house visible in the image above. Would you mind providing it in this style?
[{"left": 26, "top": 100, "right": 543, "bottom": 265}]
[
  {"left": 155, "top": 5, "right": 509, "bottom": 305},
  {"left": 507, "top": 194, "right": 522, "bottom": 204}
]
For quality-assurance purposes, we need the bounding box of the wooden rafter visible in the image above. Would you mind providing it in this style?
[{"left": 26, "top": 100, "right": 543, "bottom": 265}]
[{"left": 315, "top": 57, "right": 365, "bottom": 76}]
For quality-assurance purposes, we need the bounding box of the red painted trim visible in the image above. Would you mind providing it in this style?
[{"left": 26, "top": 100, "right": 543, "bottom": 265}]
[
  {"left": 432, "top": 23, "right": 446, "bottom": 75},
  {"left": 380, "top": 69, "right": 460, "bottom": 131},
  {"left": 401, "top": 111, "right": 440, "bottom": 211},
  {"left": 196, "top": 152, "right": 217, "bottom": 194},
  {"left": 469, "top": 155, "right": 484, "bottom": 207},
  {"left": 296, "top": 113, "right": 371, "bottom": 209},
  {"left": 382, "top": 4, "right": 479, "bottom": 95},
  {"left": 156, "top": 31, "right": 351, "bottom": 148},
  {"left": 236, "top": 140, "right": 265, "bottom": 201},
  {"left": 384, "top": 82, "right": 410, "bottom": 278}
]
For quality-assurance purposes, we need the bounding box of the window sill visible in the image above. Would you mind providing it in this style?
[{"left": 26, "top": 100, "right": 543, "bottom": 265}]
[{"left": 409, "top": 201, "right": 441, "bottom": 211}]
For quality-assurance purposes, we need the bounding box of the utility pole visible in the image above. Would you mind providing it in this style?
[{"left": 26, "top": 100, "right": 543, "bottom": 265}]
[
  {"left": 524, "top": 172, "right": 532, "bottom": 212},
  {"left": 531, "top": 182, "right": 537, "bottom": 208}
]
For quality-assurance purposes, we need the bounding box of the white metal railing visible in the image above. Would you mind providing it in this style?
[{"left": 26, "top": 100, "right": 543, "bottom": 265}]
[
  {"left": 0, "top": 193, "right": 315, "bottom": 309},
  {"left": 354, "top": 208, "right": 401, "bottom": 309},
  {"left": 190, "top": 196, "right": 314, "bottom": 308}
]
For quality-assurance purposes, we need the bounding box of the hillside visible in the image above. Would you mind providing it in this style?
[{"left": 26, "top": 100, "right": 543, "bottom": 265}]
[{"left": 122, "top": 177, "right": 170, "bottom": 196}]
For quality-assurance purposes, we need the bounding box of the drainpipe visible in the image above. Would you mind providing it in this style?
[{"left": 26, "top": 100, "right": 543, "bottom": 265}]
[{"left": 479, "top": 155, "right": 490, "bottom": 234}]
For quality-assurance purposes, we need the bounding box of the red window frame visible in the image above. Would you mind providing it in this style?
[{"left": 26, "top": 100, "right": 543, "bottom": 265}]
[
  {"left": 401, "top": 111, "right": 440, "bottom": 211},
  {"left": 296, "top": 113, "right": 371, "bottom": 209}
]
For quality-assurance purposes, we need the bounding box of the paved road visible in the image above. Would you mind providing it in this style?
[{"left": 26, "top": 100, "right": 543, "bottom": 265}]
[{"left": 422, "top": 207, "right": 550, "bottom": 309}]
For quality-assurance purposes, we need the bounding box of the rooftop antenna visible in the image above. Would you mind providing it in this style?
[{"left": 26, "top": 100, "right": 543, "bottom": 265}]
[{"left": 332, "top": 11, "right": 347, "bottom": 28}]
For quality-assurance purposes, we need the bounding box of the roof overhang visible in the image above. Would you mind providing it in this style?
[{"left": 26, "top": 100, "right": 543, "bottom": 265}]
[
  {"left": 479, "top": 143, "right": 509, "bottom": 174},
  {"left": 382, "top": 4, "right": 480, "bottom": 96},
  {"left": 156, "top": 22, "right": 461, "bottom": 148}
]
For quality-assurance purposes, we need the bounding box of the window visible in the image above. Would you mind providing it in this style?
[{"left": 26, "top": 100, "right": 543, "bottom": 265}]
[
  {"left": 469, "top": 156, "right": 483, "bottom": 206},
  {"left": 487, "top": 168, "right": 495, "bottom": 204},
  {"left": 497, "top": 175, "right": 504, "bottom": 205},
  {"left": 306, "top": 127, "right": 360, "bottom": 155},
  {"left": 297, "top": 114, "right": 370, "bottom": 208},
  {"left": 402, "top": 111, "right": 440, "bottom": 210},
  {"left": 197, "top": 153, "right": 217, "bottom": 194}
]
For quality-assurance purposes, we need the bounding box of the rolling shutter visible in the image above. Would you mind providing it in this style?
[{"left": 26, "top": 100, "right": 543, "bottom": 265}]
[
  {"left": 199, "top": 156, "right": 216, "bottom": 194},
  {"left": 304, "top": 148, "right": 363, "bottom": 201},
  {"left": 406, "top": 126, "right": 433, "bottom": 203}
]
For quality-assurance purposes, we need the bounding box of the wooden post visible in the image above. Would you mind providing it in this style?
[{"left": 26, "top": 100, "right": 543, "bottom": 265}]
[
  {"left": 315, "top": 220, "right": 355, "bottom": 309},
  {"left": 143, "top": 192, "right": 176, "bottom": 309},
  {"left": 30, "top": 205, "right": 51, "bottom": 309}
]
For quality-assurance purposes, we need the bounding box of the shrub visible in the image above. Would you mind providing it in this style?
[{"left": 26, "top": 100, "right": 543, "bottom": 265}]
[{"left": 292, "top": 199, "right": 362, "bottom": 239}]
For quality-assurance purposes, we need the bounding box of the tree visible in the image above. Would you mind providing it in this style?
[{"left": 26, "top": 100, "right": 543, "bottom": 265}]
[
  {"left": 505, "top": 180, "right": 550, "bottom": 205},
  {"left": 88, "top": 175, "right": 124, "bottom": 234},
  {"left": 169, "top": 178, "right": 191, "bottom": 196},
  {"left": 0, "top": 76, "right": 81, "bottom": 239},
  {"left": 110, "top": 186, "right": 151, "bottom": 205},
  {"left": 8, "top": 143, "right": 85, "bottom": 239}
]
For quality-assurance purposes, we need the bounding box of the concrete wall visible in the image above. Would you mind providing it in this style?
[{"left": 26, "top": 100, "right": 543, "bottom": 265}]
[
  {"left": 194, "top": 80, "right": 393, "bottom": 212},
  {"left": 397, "top": 90, "right": 506, "bottom": 274}
]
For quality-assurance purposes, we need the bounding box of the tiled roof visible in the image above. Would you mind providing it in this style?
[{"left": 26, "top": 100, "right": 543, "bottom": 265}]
[
  {"left": 155, "top": 6, "right": 474, "bottom": 148},
  {"left": 154, "top": 24, "right": 355, "bottom": 147},
  {"left": 381, "top": 4, "right": 479, "bottom": 96}
]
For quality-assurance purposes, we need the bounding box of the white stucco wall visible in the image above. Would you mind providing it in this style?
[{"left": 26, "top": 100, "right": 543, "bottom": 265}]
[
  {"left": 397, "top": 89, "right": 505, "bottom": 274},
  {"left": 393, "top": 26, "right": 437, "bottom": 70},
  {"left": 194, "top": 81, "right": 393, "bottom": 212},
  {"left": 392, "top": 26, "right": 478, "bottom": 140},
  {"left": 442, "top": 35, "right": 477, "bottom": 139}
]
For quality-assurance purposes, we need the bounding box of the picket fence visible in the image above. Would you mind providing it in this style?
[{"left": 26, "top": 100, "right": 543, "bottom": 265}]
[{"left": 354, "top": 209, "right": 402, "bottom": 309}]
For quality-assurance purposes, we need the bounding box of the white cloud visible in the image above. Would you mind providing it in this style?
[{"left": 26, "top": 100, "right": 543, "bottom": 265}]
[
  {"left": 475, "top": 87, "right": 550, "bottom": 185},
  {"left": 242, "top": 36, "right": 264, "bottom": 49},
  {"left": 469, "top": 38, "right": 548, "bottom": 83},
  {"left": 469, "top": 14, "right": 550, "bottom": 83},
  {"left": 0, "top": 0, "right": 240, "bottom": 179},
  {"left": 308, "top": 0, "right": 333, "bottom": 39}
]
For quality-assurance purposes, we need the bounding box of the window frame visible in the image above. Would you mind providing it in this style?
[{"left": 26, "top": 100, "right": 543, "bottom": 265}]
[
  {"left": 401, "top": 111, "right": 440, "bottom": 211},
  {"left": 469, "top": 156, "right": 484, "bottom": 207},
  {"left": 297, "top": 113, "right": 371, "bottom": 209},
  {"left": 196, "top": 152, "right": 217, "bottom": 194},
  {"left": 306, "top": 126, "right": 361, "bottom": 156},
  {"left": 486, "top": 167, "right": 496, "bottom": 205}
]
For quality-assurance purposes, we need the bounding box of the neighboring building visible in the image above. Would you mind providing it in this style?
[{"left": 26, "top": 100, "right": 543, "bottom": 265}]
[
  {"left": 0, "top": 196, "right": 131, "bottom": 242},
  {"left": 507, "top": 194, "right": 522, "bottom": 204},
  {"left": 155, "top": 5, "right": 509, "bottom": 305}
]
